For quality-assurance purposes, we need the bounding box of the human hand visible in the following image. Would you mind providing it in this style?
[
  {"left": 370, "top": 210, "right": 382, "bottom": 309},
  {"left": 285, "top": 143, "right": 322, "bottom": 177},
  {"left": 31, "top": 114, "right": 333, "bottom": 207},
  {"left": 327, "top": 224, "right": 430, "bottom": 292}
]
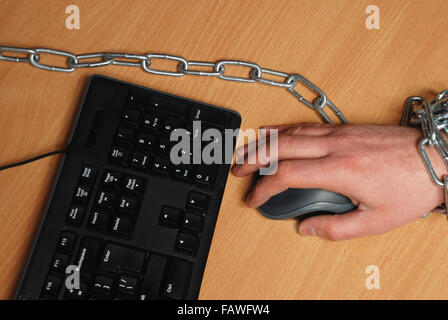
[{"left": 231, "top": 123, "right": 446, "bottom": 241}]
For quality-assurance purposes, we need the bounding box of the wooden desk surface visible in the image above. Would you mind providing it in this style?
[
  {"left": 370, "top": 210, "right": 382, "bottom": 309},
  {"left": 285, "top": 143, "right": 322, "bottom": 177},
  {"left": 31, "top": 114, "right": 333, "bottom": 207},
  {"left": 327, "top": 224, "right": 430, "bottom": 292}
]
[{"left": 0, "top": 0, "right": 447, "bottom": 299}]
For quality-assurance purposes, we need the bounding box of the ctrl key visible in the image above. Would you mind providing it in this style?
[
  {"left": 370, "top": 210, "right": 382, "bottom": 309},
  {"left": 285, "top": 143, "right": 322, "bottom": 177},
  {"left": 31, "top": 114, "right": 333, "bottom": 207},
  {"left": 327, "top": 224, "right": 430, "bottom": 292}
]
[{"left": 163, "top": 259, "right": 192, "bottom": 300}]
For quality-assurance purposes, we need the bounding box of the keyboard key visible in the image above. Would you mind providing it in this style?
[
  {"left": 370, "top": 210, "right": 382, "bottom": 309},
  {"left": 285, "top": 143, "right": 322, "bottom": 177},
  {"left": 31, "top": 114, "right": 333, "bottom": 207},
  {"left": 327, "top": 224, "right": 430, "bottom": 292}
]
[
  {"left": 93, "top": 275, "right": 114, "bottom": 295},
  {"left": 102, "top": 171, "right": 121, "bottom": 186},
  {"left": 176, "top": 232, "right": 199, "bottom": 254},
  {"left": 140, "top": 254, "right": 167, "bottom": 300},
  {"left": 189, "top": 105, "right": 227, "bottom": 127},
  {"left": 58, "top": 231, "right": 77, "bottom": 252},
  {"left": 80, "top": 164, "right": 97, "bottom": 183},
  {"left": 127, "top": 90, "right": 148, "bottom": 108},
  {"left": 50, "top": 253, "right": 70, "bottom": 273},
  {"left": 160, "top": 206, "right": 181, "bottom": 228},
  {"left": 130, "top": 151, "right": 151, "bottom": 170},
  {"left": 143, "top": 113, "right": 163, "bottom": 130},
  {"left": 121, "top": 108, "right": 141, "bottom": 126},
  {"left": 186, "top": 192, "right": 209, "bottom": 212},
  {"left": 110, "top": 216, "right": 133, "bottom": 236},
  {"left": 117, "top": 195, "right": 138, "bottom": 214},
  {"left": 182, "top": 213, "right": 203, "bottom": 232},
  {"left": 158, "top": 136, "right": 172, "bottom": 153},
  {"left": 163, "top": 117, "right": 184, "bottom": 133},
  {"left": 163, "top": 259, "right": 192, "bottom": 299},
  {"left": 116, "top": 127, "right": 136, "bottom": 144},
  {"left": 100, "top": 243, "right": 145, "bottom": 273},
  {"left": 123, "top": 176, "right": 145, "bottom": 193},
  {"left": 73, "top": 185, "right": 91, "bottom": 202},
  {"left": 173, "top": 165, "right": 192, "bottom": 180},
  {"left": 152, "top": 157, "right": 170, "bottom": 174},
  {"left": 88, "top": 211, "right": 110, "bottom": 230},
  {"left": 75, "top": 237, "right": 102, "bottom": 275},
  {"left": 66, "top": 204, "right": 85, "bottom": 226},
  {"left": 194, "top": 166, "right": 217, "bottom": 187},
  {"left": 40, "top": 293, "right": 57, "bottom": 300},
  {"left": 65, "top": 283, "right": 88, "bottom": 300},
  {"left": 149, "top": 95, "right": 188, "bottom": 116},
  {"left": 95, "top": 189, "right": 116, "bottom": 208},
  {"left": 136, "top": 132, "right": 157, "bottom": 149},
  {"left": 110, "top": 146, "right": 130, "bottom": 166},
  {"left": 42, "top": 275, "right": 63, "bottom": 297},
  {"left": 117, "top": 275, "right": 138, "bottom": 295}
]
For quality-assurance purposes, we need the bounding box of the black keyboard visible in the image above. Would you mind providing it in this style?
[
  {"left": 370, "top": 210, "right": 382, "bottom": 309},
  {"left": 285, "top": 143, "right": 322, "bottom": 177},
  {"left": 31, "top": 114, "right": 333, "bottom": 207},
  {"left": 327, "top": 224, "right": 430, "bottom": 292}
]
[{"left": 15, "top": 75, "right": 241, "bottom": 300}]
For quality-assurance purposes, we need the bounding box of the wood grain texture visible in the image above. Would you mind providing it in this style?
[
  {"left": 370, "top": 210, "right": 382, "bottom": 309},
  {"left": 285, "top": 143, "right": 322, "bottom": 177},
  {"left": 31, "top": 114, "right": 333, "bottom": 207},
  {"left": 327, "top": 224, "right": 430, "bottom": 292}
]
[{"left": 0, "top": 0, "right": 447, "bottom": 299}]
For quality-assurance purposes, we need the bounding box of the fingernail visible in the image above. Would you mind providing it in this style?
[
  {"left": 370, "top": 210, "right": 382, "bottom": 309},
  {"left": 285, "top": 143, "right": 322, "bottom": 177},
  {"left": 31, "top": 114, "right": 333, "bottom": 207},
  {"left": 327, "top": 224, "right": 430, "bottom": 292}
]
[
  {"left": 299, "top": 225, "right": 316, "bottom": 236},
  {"left": 231, "top": 164, "right": 241, "bottom": 173}
]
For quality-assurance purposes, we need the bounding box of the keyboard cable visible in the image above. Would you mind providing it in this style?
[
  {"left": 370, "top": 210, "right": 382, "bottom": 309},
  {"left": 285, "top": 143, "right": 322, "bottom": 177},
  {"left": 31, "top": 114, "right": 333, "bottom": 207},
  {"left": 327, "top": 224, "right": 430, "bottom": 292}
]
[{"left": 0, "top": 149, "right": 66, "bottom": 171}]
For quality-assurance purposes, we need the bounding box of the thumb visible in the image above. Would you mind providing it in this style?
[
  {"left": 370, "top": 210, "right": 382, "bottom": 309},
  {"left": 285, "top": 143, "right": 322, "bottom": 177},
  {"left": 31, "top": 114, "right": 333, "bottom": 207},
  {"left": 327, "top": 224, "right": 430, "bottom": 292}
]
[{"left": 297, "top": 209, "right": 393, "bottom": 241}]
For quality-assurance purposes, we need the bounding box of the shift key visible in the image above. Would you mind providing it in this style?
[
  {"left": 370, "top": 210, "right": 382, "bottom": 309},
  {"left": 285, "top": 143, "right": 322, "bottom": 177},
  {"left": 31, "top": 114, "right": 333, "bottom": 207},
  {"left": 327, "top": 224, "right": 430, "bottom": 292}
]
[{"left": 100, "top": 243, "right": 146, "bottom": 273}]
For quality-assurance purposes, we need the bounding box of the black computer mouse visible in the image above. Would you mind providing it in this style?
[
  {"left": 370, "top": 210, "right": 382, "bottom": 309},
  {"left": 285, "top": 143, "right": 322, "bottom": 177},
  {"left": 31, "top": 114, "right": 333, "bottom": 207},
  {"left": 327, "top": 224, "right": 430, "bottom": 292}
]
[
  {"left": 257, "top": 188, "right": 356, "bottom": 220},
  {"left": 253, "top": 169, "right": 356, "bottom": 220}
]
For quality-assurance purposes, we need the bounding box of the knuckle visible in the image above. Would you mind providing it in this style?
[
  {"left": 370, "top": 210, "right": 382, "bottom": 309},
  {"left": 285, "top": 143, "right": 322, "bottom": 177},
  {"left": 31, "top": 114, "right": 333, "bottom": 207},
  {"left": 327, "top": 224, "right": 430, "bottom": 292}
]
[
  {"left": 276, "top": 161, "right": 293, "bottom": 183},
  {"left": 324, "top": 223, "right": 344, "bottom": 241},
  {"left": 277, "top": 134, "right": 294, "bottom": 149}
]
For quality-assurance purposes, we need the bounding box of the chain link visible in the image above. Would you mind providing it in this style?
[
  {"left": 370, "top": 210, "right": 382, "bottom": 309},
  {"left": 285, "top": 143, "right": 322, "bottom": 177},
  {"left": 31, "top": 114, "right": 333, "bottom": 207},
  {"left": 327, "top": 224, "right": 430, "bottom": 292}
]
[
  {"left": 402, "top": 90, "right": 448, "bottom": 216},
  {"left": 0, "top": 45, "right": 348, "bottom": 124}
]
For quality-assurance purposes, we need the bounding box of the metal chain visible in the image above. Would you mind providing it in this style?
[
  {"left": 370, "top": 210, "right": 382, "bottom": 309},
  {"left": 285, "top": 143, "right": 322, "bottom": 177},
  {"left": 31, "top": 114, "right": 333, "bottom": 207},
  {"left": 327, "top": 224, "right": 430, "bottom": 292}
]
[
  {"left": 0, "top": 45, "right": 348, "bottom": 124},
  {"left": 402, "top": 90, "right": 448, "bottom": 216}
]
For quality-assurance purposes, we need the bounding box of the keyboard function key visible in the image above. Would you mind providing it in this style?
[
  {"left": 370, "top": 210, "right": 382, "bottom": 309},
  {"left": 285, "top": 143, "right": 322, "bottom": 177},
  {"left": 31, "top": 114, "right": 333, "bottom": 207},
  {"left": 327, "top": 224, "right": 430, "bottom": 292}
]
[
  {"left": 42, "top": 275, "right": 63, "bottom": 297},
  {"left": 50, "top": 253, "right": 70, "bottom": 273},
  {"left": 58, "top": 231, "right": 77, "bottom": 252}
]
